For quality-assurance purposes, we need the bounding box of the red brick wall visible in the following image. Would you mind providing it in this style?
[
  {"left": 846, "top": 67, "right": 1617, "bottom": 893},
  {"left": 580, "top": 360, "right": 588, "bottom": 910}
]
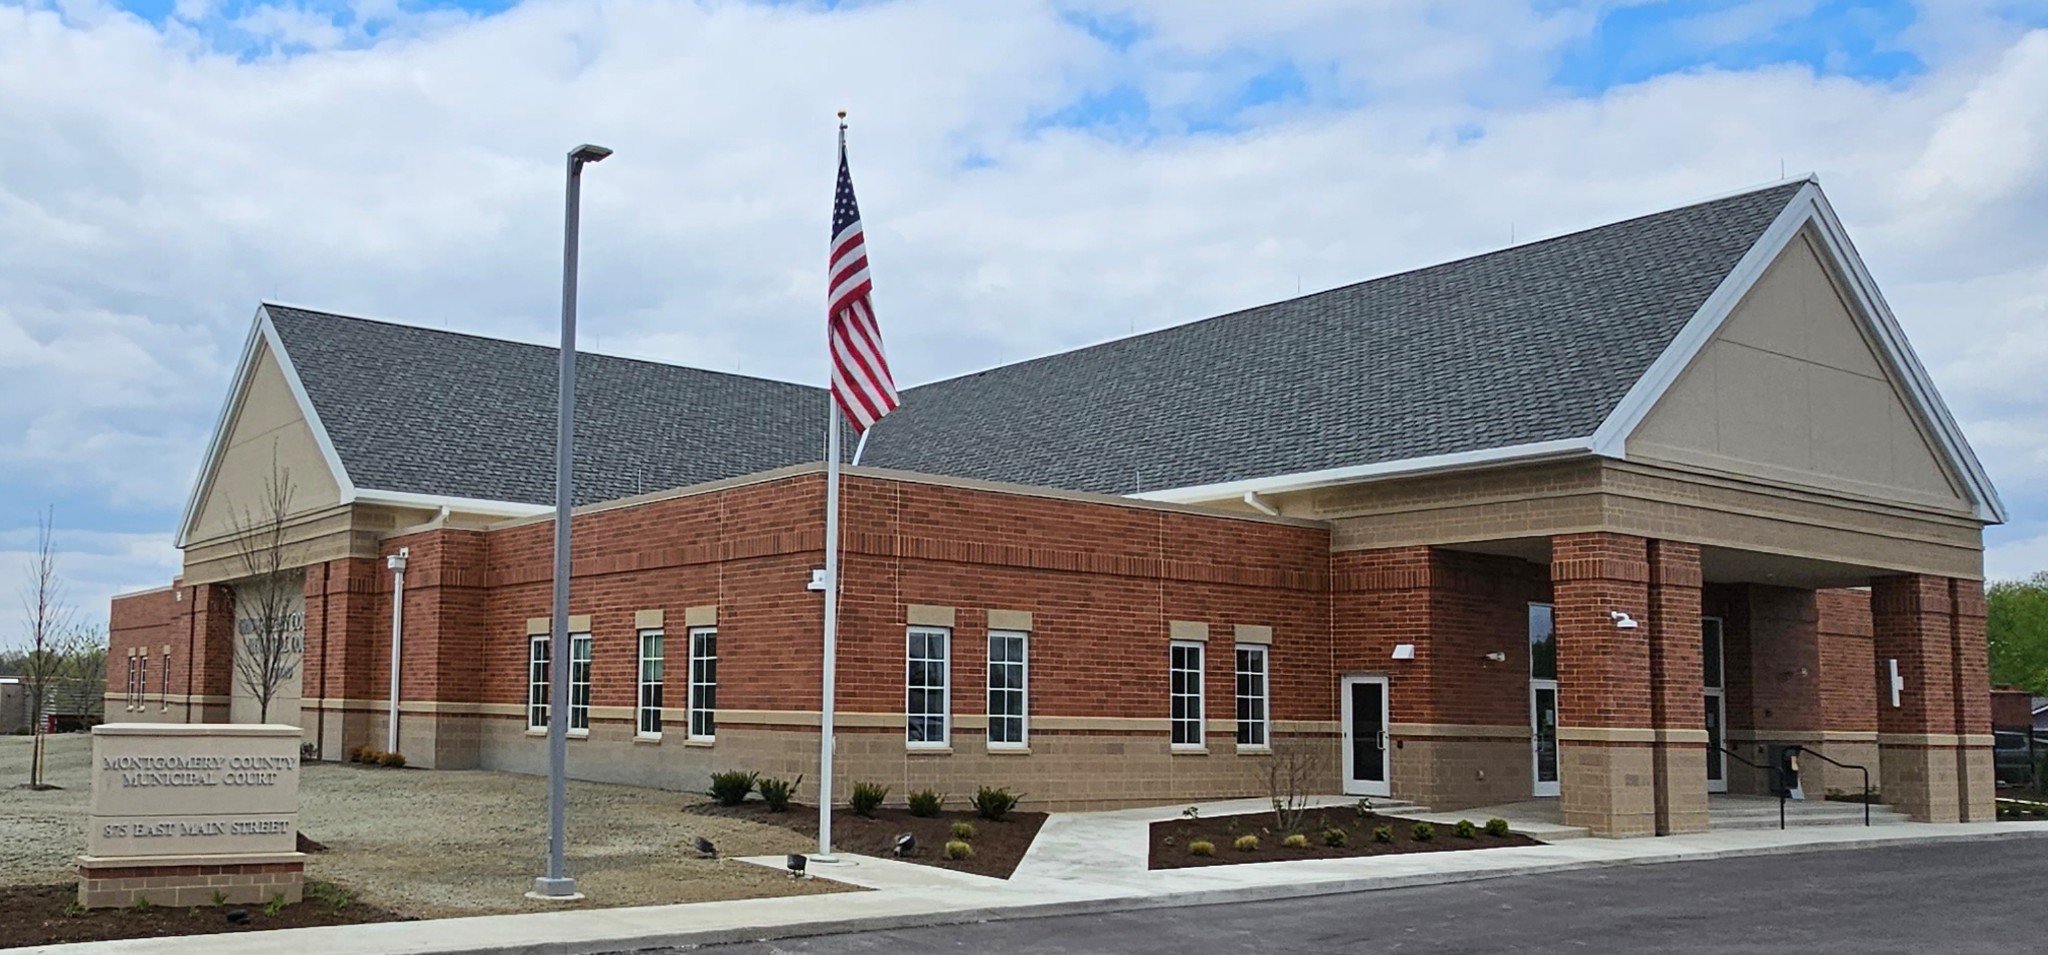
[
  {"left": 1871, "top": 575, "right": 1957, "bottom": 735},
  {"left": 1816, "top": 588, "right": 1876, "bottom": 733},
  {"left": 108, "top": 587, "right": 183, "bottom": 701},
  {"left": 1551, "top": 532, "right": 1652, "bottom": 728}
]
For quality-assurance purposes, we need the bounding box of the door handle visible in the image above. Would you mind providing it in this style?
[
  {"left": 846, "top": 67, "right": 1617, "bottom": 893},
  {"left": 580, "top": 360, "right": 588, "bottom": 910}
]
[{"left": 1377, "top": 730, "right": 1388, "bottom": 751}]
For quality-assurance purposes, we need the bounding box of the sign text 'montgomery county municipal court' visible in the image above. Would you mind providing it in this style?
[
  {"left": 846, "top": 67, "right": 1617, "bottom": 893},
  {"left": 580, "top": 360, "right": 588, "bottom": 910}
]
[{"left": 101, "top": 754, "right": 297, "bottom": 788}]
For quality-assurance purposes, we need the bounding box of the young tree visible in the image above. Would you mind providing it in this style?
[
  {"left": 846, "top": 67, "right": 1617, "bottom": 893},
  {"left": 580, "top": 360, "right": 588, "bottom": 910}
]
[
  {"left": 231, "top": 452, "right": 301, "bottom": 724},
  {"left": 1988, "top": 572, "right": 2048, "bottom": 696},
  {"left": 1255, "top": 737, "right": 1328, "bottom": 834},
  {"left": 64, "top": 635, "right": 108, "bottom": 721},
  {"left": 18, "top": 507, "right": 75, "bottom": 789}
]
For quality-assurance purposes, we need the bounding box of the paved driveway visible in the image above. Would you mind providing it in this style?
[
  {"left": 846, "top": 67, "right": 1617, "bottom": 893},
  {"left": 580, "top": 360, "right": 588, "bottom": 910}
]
[{"left": 686, "top": 840, "right": 2038, "bottom": 954}]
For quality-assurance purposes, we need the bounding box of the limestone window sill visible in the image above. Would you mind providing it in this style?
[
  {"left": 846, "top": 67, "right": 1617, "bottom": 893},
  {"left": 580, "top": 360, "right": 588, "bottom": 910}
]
[
  {"left": 906, "top": 746, "right": 954, "bottom": 756},
  {"left": 1235, "top": 745, "right": 1273, "bottom": 756},
  {"left": 683, "top": 738, "right": 715, "bottom": 748},
  {"left": 1170, "top": 745, "right": 1210, "bottom": 756},
  {"left": 567, "top": 729, "right": 590, "bottom": 740},
  {"left": 633, "top": 734, "right": 663, "bottom": 745},
  {"left": 987, "top": 746, "right": 1032, "bottom": 756},
  {"left": 525, "top": 728, "right": 547, "bottom": 737}
]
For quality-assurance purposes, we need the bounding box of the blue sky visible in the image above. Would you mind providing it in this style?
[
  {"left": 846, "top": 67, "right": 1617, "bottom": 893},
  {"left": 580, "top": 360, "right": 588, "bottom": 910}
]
[{"left": 4, "top": 0, "right": 2048, "bottom": 641}]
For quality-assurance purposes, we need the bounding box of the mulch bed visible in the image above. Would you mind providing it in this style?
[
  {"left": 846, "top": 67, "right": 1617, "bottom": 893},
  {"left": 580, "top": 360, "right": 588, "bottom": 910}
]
[
  {"left": 686, "top": 801, "right": 1046, "bottom": 879},
  {"left": 1149, "top": 807, "right": 1540, "bottom": 870},
  {"left": 0, "top": 882, "right": 409, "bottom": 949}
]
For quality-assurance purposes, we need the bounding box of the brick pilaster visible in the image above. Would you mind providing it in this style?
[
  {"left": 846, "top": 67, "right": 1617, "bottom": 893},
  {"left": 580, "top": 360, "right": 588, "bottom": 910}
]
[
  {"left": 1950, "top": 579, "right": 1995, "bottom": 822},
  {"left": 1551, "top": 532, "right": 1654, "bottom": 837},
  {"left": 1646, "top": 540, "right": 1707, "bottom": 835},
  {"left": 1870, "top": 575, "right": 1960, "bottom": 822}
]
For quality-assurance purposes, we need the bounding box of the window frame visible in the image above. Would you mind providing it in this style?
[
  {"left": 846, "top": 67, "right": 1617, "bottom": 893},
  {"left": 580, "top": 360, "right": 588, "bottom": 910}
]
[
  {"left": 527, "top": 634, "right": 550, "bottom": 731},
  {"left": 637, "top": 628, "right": 664, "bottom": 739},
  {"left": 687, "top": 626, "right": 718, "bottom": 742},
  {"left": 906, "top": 625, "right": 951, "bottom": 749},
  {"left": 568, "top": 632, "right": 593, "bottom": 735},
  {"left": 1234, "top": 643, "right": 1270, "bottom": 751},
  {"left": 986, "top": 629, "right": 1029, "bottom": 750},
  {"left": 160, "top": 648, "right": 171, "bottom": 710},
  {"left": 1169, "top": 640, "right": 1206, "bottom": 750},
  {"left": 137, "top": 654, "right": 149, "bottom": 714}
]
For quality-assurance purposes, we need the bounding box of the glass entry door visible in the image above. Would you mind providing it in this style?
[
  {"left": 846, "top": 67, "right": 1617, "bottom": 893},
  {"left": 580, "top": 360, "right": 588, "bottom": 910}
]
[
  {"left": 1703, "top": 617, "right": 1727, "bottom": 793},
  {"left": 1531, "top": 680, "right": 1560, "bottom": 797},
  {"left": 1341, "top": 675, "right": 1390, "bottom": 797}
]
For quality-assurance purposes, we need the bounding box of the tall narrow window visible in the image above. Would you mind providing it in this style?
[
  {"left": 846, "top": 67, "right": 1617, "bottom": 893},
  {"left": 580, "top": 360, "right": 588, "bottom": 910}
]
[
  {"left": 906, "top": 626, "right": 950, "bottom": 746},
  {"left": 160, "top": 648, "right": 171, "bottom": 710},
  {"left": 124, "top": 655, "right": 136, "bottom": 710},
  {"left": 569, "top": 632, "right": 592, "bottom": 733},
  {"left": 1235, "top": 644, "right": 1269, "bottom": 749},
  {"left": 137, "top": 655, "right": 149, "bottom": 713},
  {"left": 987, "top": 630, "right": 1028, "bottom": 749},
  {"left": 1170, "top": 641, "right": 1205, "bottom": 748},
  {"left": 637, "top": 629, "right": 664, "bottom": 738},
  {"left": 688, "top": 627, "right": 717, "bottom": 740},
  {"left": 527, "top": 634, "right": 550, "bottom": 730}
]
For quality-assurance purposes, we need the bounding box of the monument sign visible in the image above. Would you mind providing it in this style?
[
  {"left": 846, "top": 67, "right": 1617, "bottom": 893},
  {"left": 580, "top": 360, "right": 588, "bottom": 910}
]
[{"left": 78, "top": 723, "right": 306, "bottom": 908}]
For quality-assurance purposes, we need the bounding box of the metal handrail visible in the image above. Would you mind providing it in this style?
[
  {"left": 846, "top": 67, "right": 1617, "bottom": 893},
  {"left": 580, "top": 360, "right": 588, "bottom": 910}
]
[
  {"left": 1710, "top": 744, "right": 1786, "bottom": 830},
  {"left": 1788, "top": 745, "right": 1873, "bottom": 827}
]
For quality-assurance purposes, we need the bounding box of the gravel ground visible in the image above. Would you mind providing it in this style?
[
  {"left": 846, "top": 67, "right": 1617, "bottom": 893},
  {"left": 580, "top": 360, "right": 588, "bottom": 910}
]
[{"left": 0, "top": 734, "right": 847, "bottom": 918}]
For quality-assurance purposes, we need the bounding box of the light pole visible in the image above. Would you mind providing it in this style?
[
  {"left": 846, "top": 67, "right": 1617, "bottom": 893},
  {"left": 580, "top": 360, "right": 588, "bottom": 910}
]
[{"left": 532, "top": 142, "right": 610, "bottom": 902}]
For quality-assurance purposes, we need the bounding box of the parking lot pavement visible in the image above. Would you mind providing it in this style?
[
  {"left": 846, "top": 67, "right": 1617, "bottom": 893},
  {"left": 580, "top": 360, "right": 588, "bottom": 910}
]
[{"left": 686, "top": 839, "right": 2044, "bottom": 955}]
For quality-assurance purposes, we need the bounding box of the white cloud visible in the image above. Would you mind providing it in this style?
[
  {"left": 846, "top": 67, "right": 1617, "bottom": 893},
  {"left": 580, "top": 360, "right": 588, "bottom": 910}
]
[
  {"left": 0, "top": 0, "right": 2043, "bottom": 613},
  {"left": 0, "top": 526, "right": 182, "bottom": 649}
]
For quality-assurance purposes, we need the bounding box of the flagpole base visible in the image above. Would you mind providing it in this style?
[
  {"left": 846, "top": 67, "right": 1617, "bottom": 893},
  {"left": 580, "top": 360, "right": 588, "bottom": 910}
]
[
  {"left": 527, "top": 876, "right": 582, "bottom": 901},
  {"left": 810, "top": 854, "right": 841, "bottom": 864}
]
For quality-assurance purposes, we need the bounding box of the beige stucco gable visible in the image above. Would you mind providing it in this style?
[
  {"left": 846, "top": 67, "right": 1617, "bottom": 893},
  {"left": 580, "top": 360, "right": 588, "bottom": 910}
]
[
  {"left": 1626, "top": 230, "right": 1967, "bottom": 512},
  {"left": 188, "top": 339, "right": 344, "bottom": 545}
]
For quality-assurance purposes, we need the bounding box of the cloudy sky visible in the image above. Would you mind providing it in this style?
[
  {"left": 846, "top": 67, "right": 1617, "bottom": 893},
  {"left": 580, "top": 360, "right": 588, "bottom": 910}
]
[{"left": 4, "top": 0, "right": 2047, "bottom": 643}]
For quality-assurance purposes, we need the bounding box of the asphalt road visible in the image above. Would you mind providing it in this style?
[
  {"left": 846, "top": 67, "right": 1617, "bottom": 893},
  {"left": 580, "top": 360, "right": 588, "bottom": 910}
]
[{"left": 679, "top": 840, "right": 2042, "bottom": 955}]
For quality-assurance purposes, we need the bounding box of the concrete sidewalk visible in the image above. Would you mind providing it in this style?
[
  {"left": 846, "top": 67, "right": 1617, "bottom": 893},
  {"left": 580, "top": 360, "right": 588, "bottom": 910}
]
[{"left": 26, "top": 807, "right": 2048, "bottom": 955}]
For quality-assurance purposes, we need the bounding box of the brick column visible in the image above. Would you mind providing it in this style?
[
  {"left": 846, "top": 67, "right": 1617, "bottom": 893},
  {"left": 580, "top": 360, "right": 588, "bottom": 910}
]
[
  {"left": 1950, "top": 579, "right": 1995, "bottom": 822},
  {"left": 1551, "top": 532, "right": 1655, "bottom": 837},
  {"left": 1870, "top": 575, "right": 1960, "bottom": 822},
  {"left": 1646, "top": 541, "right": 1707, "bottom": 834},
  {"left": 189, "top": 584, "right": 238, "bottom": 722}
]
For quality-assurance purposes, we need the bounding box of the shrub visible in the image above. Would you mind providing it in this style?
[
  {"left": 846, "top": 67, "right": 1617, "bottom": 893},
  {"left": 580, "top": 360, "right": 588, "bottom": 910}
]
[
  {"left": 1484, "top": 818, "right": 1511, "bottom": 838},
  {"left": 1282, "top": 833, "right": 1309, "bottom": 849},
  {"left": 1454, "top": 819, "right": 1477, "bottom": 839},
  {"left": 1354, "top": 797, "right": 1376, "bottom": 818},
  {"left": 1181, "top": 806, "right": 1201, "bottom": 820},
  {"left": 708, "top": 770, "right": 758, "bottom": 807},
  {"left": 1411, "top": 822, "right": 1436, "bottom": 842},
  {"left": 210, "top": 890, "right": 229, "bottom": 906},
  {"left": 62, "top": 900, "right": 86, "bottom": 918},
  {"left": 908, "top": 789, "right": 945, "bottom": 817},
  {"left": 263, "top": 892, "right": 288, "bottom": 917},
  {"left": 972, "top": 785, "right": 1022, "bottom": 821},
  {"left": 758, "top": 775, "right": 801, "bottom": 813},
  {"left": 345, "top": 746, "right": 366, "bottom": 763},
  {"left": 1189, "top": 840, "right": 1215, "bottom": 856},
  {"left": 950, "top": 821, "right": 976, "bottom": 841},
  {"left": 1372, "top": 824, "right": 1394, "bottom": 844},
  {"left": 1234, "top": 834, "right": 1260, "bottom": 852},
  {"left": 305, "top": 881, "right": 354, "bottom": 912},
  {"left": 850, "top": 781, "right": 889, "bottom": 817},
  {"left": 130, "top": 895, "right": 154, "bottom": 912},
  {"left": 944, "top": 840, "right": 974, "bottom": 860},
  {"left": 1322, "top": 827, "right": 1349, "bottom": 848},
  {"left": 378, "top": 751, "right": 406, "bottom": 768}
]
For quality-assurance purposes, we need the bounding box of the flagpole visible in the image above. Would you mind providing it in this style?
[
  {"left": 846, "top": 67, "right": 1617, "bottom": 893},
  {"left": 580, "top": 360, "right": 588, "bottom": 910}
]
[{"left": 816, "top": 113, "right": 849, "bottom": 863}]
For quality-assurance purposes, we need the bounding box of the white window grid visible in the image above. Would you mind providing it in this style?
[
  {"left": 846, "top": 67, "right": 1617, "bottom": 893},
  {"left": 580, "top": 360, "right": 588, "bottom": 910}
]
[
  {"left": 688, "top": 627, "right": 717, "bottom": 741},
  {"left": 160, "top": 649, "right": 171, "bottom": 710},
  {"left": 1235, "top": 644, "right": 1269, "bottom": 749},
  {"left": 987, "top": 630, "right": 1028, "bottom": 748},
  {"left": 137, "top": 655, "right": 149, "bottom": 713},
  {"left": 907, "top": 626, "right": 950, "bottom": 747},
  {"left": 1170, "top": 641, "right": 1205, "bottom": 748},
  {"left": 527, "top": 635, "right": 550, "bottom": 729},
  {"left": 637, "top": 629, "right": 664, "bottom": 738},
  {"left": 569, "top": 633, "right": 593, "bottom": 733}
]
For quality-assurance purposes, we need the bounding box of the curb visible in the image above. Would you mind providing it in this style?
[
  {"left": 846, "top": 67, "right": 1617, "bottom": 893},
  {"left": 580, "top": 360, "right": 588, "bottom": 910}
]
[{"left": 401, "top": 826, "right": 2048, "bottom": 955}]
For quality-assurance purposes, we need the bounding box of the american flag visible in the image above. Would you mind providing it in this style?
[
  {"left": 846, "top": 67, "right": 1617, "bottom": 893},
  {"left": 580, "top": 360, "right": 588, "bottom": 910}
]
[{"left": 828, "top": 132, "right": 899, "bottom": 433}]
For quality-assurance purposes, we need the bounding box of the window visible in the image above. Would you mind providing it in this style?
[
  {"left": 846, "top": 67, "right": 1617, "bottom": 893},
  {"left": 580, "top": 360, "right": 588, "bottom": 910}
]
[
  {"left": 1529, "top": 604, "right": 1556, "bottom": 681},
  {"left": 906, "top": 626, "right": 950, "bottom": 746},
  {"left": 137, "top": 655, "right": 149, "bottom": 713},
  {"left": 569, "top": 632, "right": 592, "bottom": 733},
  {"left": 527, "top": 635, "right": 550, "bottom": 729},
  {"left": 987, "top": 630, "right": 1028, "bottom": 748},
  {"left": 1235, "top": 644, "right": 1269, "bottom": 749},
  {"left": 1170, "top": 641, "right": 1205, "bottom": 748},
  {"left": 688, "top": 627, "right": 717, "bottom": 740},
  {"left": 123, "top": 655, "right": 137, "bottom": 710},
  {"left": 160, "top": 649, "right": 171, "bottom": 710},
  {"left": 637, "top": 629, "right": 664, "bottom": 738}
]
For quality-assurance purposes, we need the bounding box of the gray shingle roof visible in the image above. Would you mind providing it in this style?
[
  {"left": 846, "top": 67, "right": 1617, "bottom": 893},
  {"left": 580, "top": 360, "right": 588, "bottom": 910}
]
[{"left": 264, "top": 181, "right": 1802, "bottom": 506}]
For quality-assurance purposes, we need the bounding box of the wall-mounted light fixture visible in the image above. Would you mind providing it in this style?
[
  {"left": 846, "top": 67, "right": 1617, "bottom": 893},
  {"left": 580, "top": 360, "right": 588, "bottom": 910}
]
[
  {"left": 1484, "top": 651, "right": 1507, "bottom": 663},
  {"left": 1608, "top": 611, "right": 1639, "bottom": 630},
  {"left": 1391, "top": 644, "right": 1416, "bottom": 660}
]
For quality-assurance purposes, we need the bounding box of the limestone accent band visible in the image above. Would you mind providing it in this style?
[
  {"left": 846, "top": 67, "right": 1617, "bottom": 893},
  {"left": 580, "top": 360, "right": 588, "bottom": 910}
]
[
  {"left": 1233, "top": 624, "right": 1273, "bottom": 645},
  {"left": 906, "top": 604, "right": 955, "bottom": 628},
  {"left": 1389, "top": 723, "right": 1532, "bottom": 740},
  {"left": 684, "top": 604, "right": 718, "bottom": 627},
  {"left": 634, "top": 608, "right": 665, "bottom": 629},
  {"left": 987, "top": 609, "right": 1032, "bottom": 631},
  {"left": 1169, "top": 620, "right": 1209, "bottom": 642},
  {"left": 1651, "top": 729, "right": 1711, "bottom": 744},
  {"left": 1556, "top": 726, "right": 1660, "bottom": 744},
  {"left": 1877, "top": 732, "right": 1970, "bottom": 746}
]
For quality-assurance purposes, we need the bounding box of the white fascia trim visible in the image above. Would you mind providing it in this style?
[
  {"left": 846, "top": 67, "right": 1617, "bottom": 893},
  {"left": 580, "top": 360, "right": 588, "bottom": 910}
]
[
  {"left": 1588, "top": 181, "right": 2006, "bottom": 525},
  {"left": 1128, "top": 438, "right": 1593, "bottom": 504},
  {"left": 352, "top": 488, "right": 552, "bottom": 518},
  {"left": 174, "top": 306, "right": 358, "bottom": 547}
]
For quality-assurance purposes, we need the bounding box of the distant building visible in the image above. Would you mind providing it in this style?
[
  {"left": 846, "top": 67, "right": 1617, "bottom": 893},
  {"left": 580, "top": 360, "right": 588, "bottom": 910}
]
[
  {"left": 111, "top": 179, "right": 2004, "bottom": 836},
  {"left": 0, "top": 678, "right": 24, "bottom": 735}
]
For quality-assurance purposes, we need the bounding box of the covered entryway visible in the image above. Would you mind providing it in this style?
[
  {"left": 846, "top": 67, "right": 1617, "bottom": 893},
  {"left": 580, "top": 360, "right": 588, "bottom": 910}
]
[{"left": 1341, "top": 675, "right": 1391, "bottom": 797}]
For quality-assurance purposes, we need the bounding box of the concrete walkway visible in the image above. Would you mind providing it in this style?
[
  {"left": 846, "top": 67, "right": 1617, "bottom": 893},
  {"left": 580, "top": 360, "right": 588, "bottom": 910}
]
[{"left": 26, "top": 804, "right": 2048, "bottom": 955}]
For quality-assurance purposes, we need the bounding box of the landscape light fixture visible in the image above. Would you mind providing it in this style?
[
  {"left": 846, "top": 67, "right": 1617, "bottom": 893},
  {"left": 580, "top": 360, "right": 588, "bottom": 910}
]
[
  {"left": 893, "top": 833, "right": 917, "bottom": 857},
  {"left": 786, "top": 853, "right": 808, "bottom": 878},
  {"left": 694, "top": 836, "right": 718, "bottom": 859}
]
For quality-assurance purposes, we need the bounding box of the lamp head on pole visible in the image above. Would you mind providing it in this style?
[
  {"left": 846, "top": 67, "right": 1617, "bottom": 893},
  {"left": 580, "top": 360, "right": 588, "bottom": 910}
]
[{"left": 569, "top": 144, "right": 613, "bottom": 165}]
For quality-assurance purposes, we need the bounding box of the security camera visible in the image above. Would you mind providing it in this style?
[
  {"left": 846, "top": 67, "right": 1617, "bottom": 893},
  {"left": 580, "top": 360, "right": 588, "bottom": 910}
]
[{"left": 1609, "top": 611, "right": 1639, "bottom": 630}]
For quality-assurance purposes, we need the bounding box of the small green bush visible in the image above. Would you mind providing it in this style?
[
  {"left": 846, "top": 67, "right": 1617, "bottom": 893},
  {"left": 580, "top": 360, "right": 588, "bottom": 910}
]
[
  {"left": 950, "top": 821, "right": 976, "bottom": 841},
  {"left": 305, "top": 881, "right": 354, "bottom": 912},
  {"left": 757, "top": 775, "right": 801, "bottom": 813},
  {"left": 1234, "top": 834, "right": 1260, "bottom": 852},
  {"left": 1372, "top": 824, "right": 1394, "bottom": 844},
  {"left": 1454, "top": 819, "right": 1477, "bottom": 839},
  {"left": 62, "top": 900, "right": 86, "bottom": 918},
  {"left": 1484, "top": 818, "right": 1511, "bottom": 838},
  {"left": 708, "top": 770, "right": 758, "bottom": 807},
  {"left": 1189, "top": 839, "right": 1216, "bottom": 856},
  {"left": 1411, "top": 822, "right": 1436, "bottom": 842},
  {"left": 849, "top": 781, "right": 889, "bottom": 817},
  {"left": 1322, "top": 827, "right": 1349, "bottom": 848},
  {"left": 908, "top": 789, "right": 945, "bottom": 817},
  {"left": 344, "top": 746, "right": 367, "bottom": 763},
  {"left": 210, "top": 889, "right": 229, "bottom": 906},
  {"left": 263, "top": 892, "right": 288, "bottom": 917},
  {"left": 378, "top": 751, "right": 406, "bottom": 768},
  {"left": 1282, "top": 833, "right": 1309, "bottom": 849},
  {"left": 944, "top": 839, "right": 974, "bottom": 860},
  {"left": 130, "top": 895, "right": 154, "bottom": 912},
  {"left": 972, "top": 785, "right": 1022, "bottom": 821}
]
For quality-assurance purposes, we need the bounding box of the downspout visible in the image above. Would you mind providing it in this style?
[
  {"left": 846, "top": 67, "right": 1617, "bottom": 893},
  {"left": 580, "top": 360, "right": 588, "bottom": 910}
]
[
  {"left": 386, "top": 548, "right": 410, "bottom": 754},
  {"left": 315, "top": 563, "right": 330, "bottom": 760},
  {"left": 1243, "top": 491, "right": 1281, "bottom": 516}
]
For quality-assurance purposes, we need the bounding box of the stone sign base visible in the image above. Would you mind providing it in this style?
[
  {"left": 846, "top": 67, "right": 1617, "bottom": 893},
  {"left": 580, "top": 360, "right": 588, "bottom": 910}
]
[{"left": 77, "top": 853, "right": 305, "bottom": 909}]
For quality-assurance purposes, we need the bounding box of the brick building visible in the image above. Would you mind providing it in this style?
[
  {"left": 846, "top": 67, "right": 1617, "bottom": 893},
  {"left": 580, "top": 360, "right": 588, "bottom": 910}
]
[{"left": 109, "top": 178, "right": 2005, "bottom": 836}]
